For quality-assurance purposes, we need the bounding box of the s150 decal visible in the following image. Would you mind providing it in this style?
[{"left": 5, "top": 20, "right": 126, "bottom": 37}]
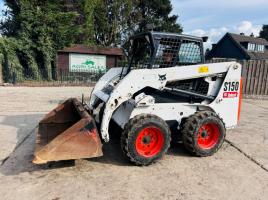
[{"left": 223, "top": 81, "right": 239, "bottom": 98}]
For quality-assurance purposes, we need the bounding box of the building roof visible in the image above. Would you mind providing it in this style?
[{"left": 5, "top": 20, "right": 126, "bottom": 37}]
[
  {"left": 227, "top": 33, "right": 268, "bottom": 60},
  {"left": 58, "top": 44, "right": 124, "bottom": 56},
  {"left": 208, "top": 32, "right": 268, "bottom": 60},
  {"left": 229, "top": 33, "right": 268, "bottom": 45}
]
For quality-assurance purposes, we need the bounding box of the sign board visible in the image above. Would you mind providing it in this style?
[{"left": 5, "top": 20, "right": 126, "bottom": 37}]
[{"left": 69, "top": 54, "right": 106, "bottom": 72}]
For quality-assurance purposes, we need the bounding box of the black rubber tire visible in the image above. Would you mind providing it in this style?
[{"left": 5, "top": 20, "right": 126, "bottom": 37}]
[
  {"left": 121, "top": 114, "right": 171, "bottom": 166},
  {"left": 181, "top": 111, "right": 226, "bottom": 156}
]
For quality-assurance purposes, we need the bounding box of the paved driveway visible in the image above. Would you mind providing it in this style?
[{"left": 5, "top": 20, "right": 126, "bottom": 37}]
[{"left": 0, "top": 87, "right": 267, "bottom": 200}]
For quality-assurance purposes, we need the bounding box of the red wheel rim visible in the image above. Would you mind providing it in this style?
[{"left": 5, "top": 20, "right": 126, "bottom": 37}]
[
  {"left": 197, "top": 123, "right": 220, "bottom": 149},
  {"left": 135, "top": 126, "right": 164, "bottom": 157}
]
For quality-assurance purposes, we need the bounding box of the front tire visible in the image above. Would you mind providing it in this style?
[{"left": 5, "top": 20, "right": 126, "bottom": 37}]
[
  {"left": 181, "top": 111, "right": 226, "bottom": 156},
  {"left": 121, "top": 114, "right": 171, "bottom": 166}
]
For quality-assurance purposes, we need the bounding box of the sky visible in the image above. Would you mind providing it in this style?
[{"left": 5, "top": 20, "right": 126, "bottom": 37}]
[
  {"left": 171, "top": 0, "right": 268, "bottom": 49},
  {"left": 0, "top": 0, "right": 5, "bottom": 23},
  {"left": 0, "top": 0, "right": 3, "bottom": 12},
  {"left": 0, "top": 0, "right": 267, "bottom": 49}
]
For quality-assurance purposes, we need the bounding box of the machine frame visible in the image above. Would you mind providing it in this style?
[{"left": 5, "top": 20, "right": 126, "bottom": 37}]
[{"left": 89, "top": 32, "right": 242, "bottom": 142}]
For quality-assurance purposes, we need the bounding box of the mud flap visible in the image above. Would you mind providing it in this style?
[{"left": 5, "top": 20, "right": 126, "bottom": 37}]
[{"left": 33, "top": 98, "right": 103, "bottom": 164}]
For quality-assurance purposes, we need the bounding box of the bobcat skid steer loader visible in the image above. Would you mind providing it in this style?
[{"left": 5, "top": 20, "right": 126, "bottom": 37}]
[{"left": 33, "top": 32, "right": 242, "bottom": 166}]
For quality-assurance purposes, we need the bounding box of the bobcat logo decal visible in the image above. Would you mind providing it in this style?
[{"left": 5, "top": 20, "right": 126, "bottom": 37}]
[{"left": 158, "top": 74, "right": 167, "bottom": 81}]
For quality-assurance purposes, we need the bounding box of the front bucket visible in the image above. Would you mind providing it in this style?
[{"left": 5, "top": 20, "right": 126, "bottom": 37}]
[{"left": 33, "top": 98, "right": 103, "bottom": 164}]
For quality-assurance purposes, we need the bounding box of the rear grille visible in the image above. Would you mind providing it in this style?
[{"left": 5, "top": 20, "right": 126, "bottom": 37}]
[{"left": 166, "top": 78, "right": 209, "bottom": 95}]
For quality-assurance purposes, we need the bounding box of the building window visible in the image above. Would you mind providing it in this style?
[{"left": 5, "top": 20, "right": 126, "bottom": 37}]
[
  {"left": 247, "top": 43, "right": 265, "bottom": 52},
  {"left": 247, "top": 43, "right": 255, "bottom": 51},
  {"left": 256, "top": 45, "right": 264, "bottom": 52}
]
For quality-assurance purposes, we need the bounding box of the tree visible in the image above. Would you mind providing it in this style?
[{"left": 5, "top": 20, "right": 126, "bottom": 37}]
[
  {"left": 259, "top": 25, "right": 268, "bottom": 41},
  {"left": 0, "top": 0, "right": 182, "bottom": 81},
  {"left": 93, "top": 0, "right": 133, "bottom": 46},
  {"left": 0, "top": 0, "right": 80, "bottom": 79},
  {"left": 95, "top": 0, "right": 183, "bottom": 46},
  {"left": 0, "top": 37, "right": 24, "bottom": 82},
  {"left": 83, "top": 0, "right": 99, "bottom": 45},
  {"left": 132, "top": 0, "right": 182, "bottom": 33},
  {"left": 67, "top": 0, "right": 183, "bottom": 46}
]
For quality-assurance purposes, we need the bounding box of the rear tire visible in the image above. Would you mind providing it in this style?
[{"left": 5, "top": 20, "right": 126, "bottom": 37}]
[
  {"left": 181, "top": 111, "right": 225, "bottom": 156},
  {"left": 121, "top": 114, "right": 171, "bottom": 166}
]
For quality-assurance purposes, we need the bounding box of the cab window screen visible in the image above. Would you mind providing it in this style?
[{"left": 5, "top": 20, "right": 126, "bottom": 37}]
[
  {"left": 153, "top": 38, "right": 180, "bottom": 68},
  {"left": 178, "top": 41, "right": 201, "bottom": 64},
  {"left": 130, "top": 37, "right": 151, "bottom": 69}
]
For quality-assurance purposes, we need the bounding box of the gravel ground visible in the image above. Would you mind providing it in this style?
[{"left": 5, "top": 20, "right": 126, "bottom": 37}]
[{"left": 0, "top": 87, "right": 267, "bottom": 200}]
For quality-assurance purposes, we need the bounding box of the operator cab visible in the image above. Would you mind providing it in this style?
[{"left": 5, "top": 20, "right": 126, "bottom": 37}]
[
  {"left": 128, "top": 31, "right": 205, "bottom": 71},
  {"left": 126, "top": 32, "right": 210, "bottom": 105}
]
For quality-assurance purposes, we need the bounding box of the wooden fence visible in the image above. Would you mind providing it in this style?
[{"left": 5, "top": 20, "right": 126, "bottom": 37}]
[
  {"left": 207, "top": 59, "right": 268, "bottom": 96},
  {"left": 241, "top": 60, "right": 268, "bottom": 96}
]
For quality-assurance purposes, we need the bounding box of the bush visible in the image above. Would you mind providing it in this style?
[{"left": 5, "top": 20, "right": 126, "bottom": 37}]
[{"left": 0, "top": 37, "right": 24, "bottom": 82}]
